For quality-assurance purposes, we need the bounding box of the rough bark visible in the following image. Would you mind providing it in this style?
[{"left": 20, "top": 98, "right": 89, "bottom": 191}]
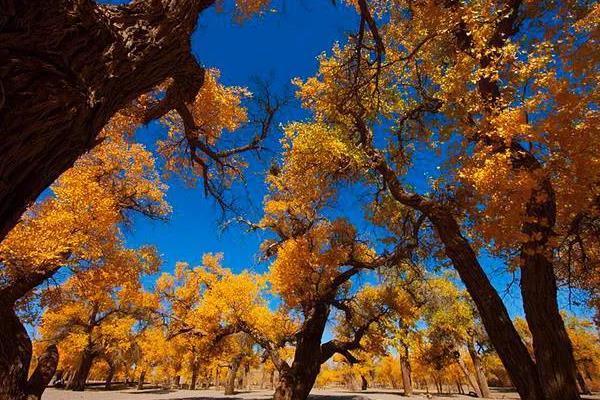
[
  {"left": 0, "top": 0, "right": 215, "bottom": 243},
  {"left": 66, "top": 347, "right": 96, "bottom": 391},
  {"left": 520, "top": 181, "right": 580, "bottom": 400},
  {"left": 273, "top": 304, "right": 330, "bottom": 400},
  {"left": 427, "top": 210, "right": 544, "bottom": 400},
  {"left": 399, "top": 350, "right": 412, "bottom": 396},
  {"left": 0, "top": 306, "right": 32, "bottom": 400},
  {"left": 467, "top": 339, "right": 491, "bottom": 398},
  {"left": 225, "top": 356, "right": 241, "bottom": 395},
  {"left": 25, "top": 345, "right": 59, "bottom": 400},
  {"left": 136, "top": 371, "right": 145, "bottom": 390}
]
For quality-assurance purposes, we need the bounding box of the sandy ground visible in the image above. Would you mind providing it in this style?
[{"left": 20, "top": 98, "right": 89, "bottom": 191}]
[{"left": 40, "top": 387, "right": 600, "bottom": 400}]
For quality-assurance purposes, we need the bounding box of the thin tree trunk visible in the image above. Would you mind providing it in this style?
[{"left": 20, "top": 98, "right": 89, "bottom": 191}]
[
  {"left": 104, "top": 361, "right": 115, "bottom": 389},
  {"left": 137, "top": 371, "right": 146, "bottom": 390},
  {"left": 456, "top": 354, "right": 482, "bottom": 398},
  {"left": 67, "top": 347, "right": 96, "bottom": 391},
  {"left": 467, "top": 339, "right": 491, "bottom": 398},
  {"left": 399, "top": 346, "right": 412, "bottom": 396},
  {"left": 576, "top": 369, "right": 591, "bottom": 395},
  {"left": 190, "top": 360, "right": 199, "bottom": 390},
  {"left": 360, "top": 375, "right": 368, "bottom": 391}
]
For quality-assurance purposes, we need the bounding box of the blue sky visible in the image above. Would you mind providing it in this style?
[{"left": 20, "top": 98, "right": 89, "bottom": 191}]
[{"left": 122, "top": 0, "right": 593, "bottom": 322}]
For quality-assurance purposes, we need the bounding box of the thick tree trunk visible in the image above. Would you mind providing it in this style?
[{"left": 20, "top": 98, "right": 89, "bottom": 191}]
[
  {"left": 137, "top": 371, "right": 145, "bottom": 390},
  {"left": 400, "top": 355, "right": 412, "bottom": 396},
  {"left": 67, "top": 348, "right": 96, "bottom": 391},
  {"left": 467, "top": 339, "right": 491, "bottom": 398},
  {"left": 225, "top": 356, "right": 242, "bottom": 395},
  {"left": 519, "top": 180, "right": 580, "bottom": 400},
  {"left": 25, "top": 345, "right": 59, "bottom": 400},
  {"left": 429, "top": 211, "right": 545, "bottom": 400},
  {"left": 0, "top": 306, "right": 32, "bottom": 400},
  {"left": 0, "top": 0, "right": 214, "bottom": 243}
]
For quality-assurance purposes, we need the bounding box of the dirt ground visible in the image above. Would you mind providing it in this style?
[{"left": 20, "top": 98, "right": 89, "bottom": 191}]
[{"left": 40, "top": 387, "right": 600, "bottom": 400}]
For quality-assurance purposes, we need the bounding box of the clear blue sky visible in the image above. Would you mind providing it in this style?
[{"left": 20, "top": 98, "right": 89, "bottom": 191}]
[{"left": 122, "top": 0, "right": 593, "bottom": 322}]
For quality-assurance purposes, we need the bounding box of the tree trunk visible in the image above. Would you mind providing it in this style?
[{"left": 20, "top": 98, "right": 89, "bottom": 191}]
[
  {"left": 25, "top": 345, "right": 59, "bottom": 400},
  {"left": 467, "top": 339, "right": 491, "bottom": 398},
  {"left": 360, "top": 375, "right": 367, "bottom": 391},
  {"left": 399, "top": 346, "right": 412, "bottom": 396},
  {"left": 225, "top": 356, "right": 242, "bottom": 395},
  {"left": 172, "top": 375, "right": 181, "bottom": 389},
  {"left": 0, "top": 306, "right": 32, "bottom": 400},
  {"left": 104, "top": 362, "right": 115, "bottom": 389},
  {"left": 67, "top": 347, "right": 96, "bottom": 391},
  {"left": 190, "top": 360, "right": 199, "bottom": 390},
  {"left": 0, "top": 0, "right": 215, "bottom": 243},
  {"left": 515, "top": 175, "right": 580, "bottom": 400},
  {"left": 429, "top": 210, "right": 545, "bottom": 400},
  {"left": 137, "top": 371, "right": 146, "bottom": 390},
  {"left": 575, "top": 370, "right": 591, "bottom": 395},
  {"left": 456, "top": 354, "right": 482, "bottom": 398}
]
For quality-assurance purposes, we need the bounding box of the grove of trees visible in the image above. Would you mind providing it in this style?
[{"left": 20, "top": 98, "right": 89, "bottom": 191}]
[{"left": 0, "top": 1, "right": 598, "bottom": 400}]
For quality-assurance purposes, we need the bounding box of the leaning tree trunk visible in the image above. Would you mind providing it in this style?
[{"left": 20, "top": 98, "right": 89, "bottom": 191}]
[
  {"left": 428, "top": 210, "right": 545, "bottom": 400},
  {"left": 67, "top": 347, "right": 96, "bottom": 391},
  {"left": 0, "top": 0, "right": 215, "bottom": 243},
  {"left": 224, "top": 356, "right": 242, "bottom": 395},
  {"left": 455, "top": 354, "right": 482, "bottom": 398},
  {"left": 466, "top": 339, "right": 491, "bottom": 398}
]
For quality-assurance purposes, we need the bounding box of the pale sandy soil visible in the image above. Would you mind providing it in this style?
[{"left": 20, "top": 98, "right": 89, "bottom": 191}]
[{"left": 40, "top": 387, "right": 600, "bottom": 400}]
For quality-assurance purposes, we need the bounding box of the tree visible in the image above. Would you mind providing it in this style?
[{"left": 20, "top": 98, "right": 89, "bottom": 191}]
[
  {"left": 283, "top": 1, "right": 599, "bottom": 398},
  {"left": 0, "top": 129, "right": 169, "bottom": 399},
  {"left": 37, "top": 245, "right": 160, "bottom": 391},
  {"left": 0, "top": 0, "right": 277, "bottom": 242}
]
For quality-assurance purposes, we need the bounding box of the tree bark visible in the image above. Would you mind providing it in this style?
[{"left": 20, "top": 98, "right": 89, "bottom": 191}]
[
  {"left": 0, "top": 306, "right": 32, "bottom": 400},
  {"left": 399, "top": 352, "right": 412, "bottom": 396},
  {"left": 520, "top": 181, "right": 580, "bottom": 400},
  {"left": 25, "top": 345, "right": 59, "bottom": 400},
  {"left": 67, "top": 347, "right": 96, "bottom": 391},
  {"left": 0, "top": 0, "right": 215, "bottom": 243},
  {"left": 467, "top": 339, "right": 491, "bottom": 398},
  {"left": 225, "top": 356, "right": 242, "bottom": 395},
  {"left": 456, "top": 354, "right": 482, "bottom": 398},
  {"left": 428, "top": 210, "right": 545, "bottom": 400},
  {"left": 136, "top": 371, "right": 145, "bottom": 390}
]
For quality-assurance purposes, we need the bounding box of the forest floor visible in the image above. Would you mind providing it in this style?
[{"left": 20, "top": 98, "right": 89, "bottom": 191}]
[{"left": 41, "top": 387, "right": 600, "bottom": 400}]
